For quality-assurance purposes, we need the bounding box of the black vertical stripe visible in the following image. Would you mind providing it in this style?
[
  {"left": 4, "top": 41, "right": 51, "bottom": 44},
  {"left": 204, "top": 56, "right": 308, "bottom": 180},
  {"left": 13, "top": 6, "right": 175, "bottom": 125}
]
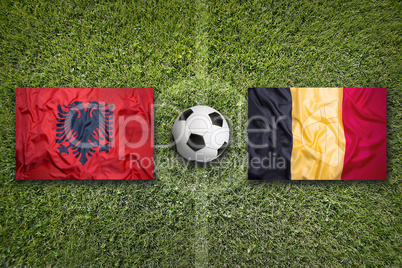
[{"left": 248, "top": 88, "right": 293, "bottom": 180}]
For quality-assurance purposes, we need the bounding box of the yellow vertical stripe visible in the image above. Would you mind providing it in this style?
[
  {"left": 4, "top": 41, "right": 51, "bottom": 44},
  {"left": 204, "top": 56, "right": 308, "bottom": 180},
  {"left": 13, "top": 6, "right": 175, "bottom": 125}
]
[{"left": 290, "top": 88, "right": 345, "bottom": 180}]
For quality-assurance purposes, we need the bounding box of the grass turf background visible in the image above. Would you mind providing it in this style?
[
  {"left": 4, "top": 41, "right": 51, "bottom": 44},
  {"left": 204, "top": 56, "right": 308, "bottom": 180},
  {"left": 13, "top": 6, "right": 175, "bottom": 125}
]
[{"left": 1, "top": 0, "right": 401, "bottom": 266}]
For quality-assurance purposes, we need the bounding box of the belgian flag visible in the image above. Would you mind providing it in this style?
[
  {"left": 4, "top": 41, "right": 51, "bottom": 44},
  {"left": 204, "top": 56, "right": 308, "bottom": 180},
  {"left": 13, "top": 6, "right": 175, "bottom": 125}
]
[{"left": 248, "top": 88, "right": 387, "bottom": 180}]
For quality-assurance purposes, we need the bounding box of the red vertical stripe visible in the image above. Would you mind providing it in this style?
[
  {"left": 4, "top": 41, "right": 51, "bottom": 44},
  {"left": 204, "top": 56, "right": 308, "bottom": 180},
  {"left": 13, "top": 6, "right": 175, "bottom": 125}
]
[{"left": 341, "top": 88, "right": 387, "bottom": 180}]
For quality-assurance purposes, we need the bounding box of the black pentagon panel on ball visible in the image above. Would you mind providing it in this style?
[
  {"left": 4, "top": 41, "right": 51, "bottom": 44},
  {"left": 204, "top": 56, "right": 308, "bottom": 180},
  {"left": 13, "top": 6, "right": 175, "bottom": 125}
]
[
  {"left": 187, "top": 133, "right": 205, "bottom": 151},
  {"left": 217, "top": 141, "right": 228, "bottom": 156},
  {"left": 208, "top": 112, "right": 223, "bottom": 127},
  {"left": 179, "top": 109, "right": 194, "bottom": 121}
]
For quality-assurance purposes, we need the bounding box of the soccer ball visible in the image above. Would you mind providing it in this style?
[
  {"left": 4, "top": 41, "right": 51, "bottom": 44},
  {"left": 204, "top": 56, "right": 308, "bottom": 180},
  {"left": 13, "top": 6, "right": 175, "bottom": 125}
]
[{"left": 172, "top": 105, "right": 230, "bottom": 162}]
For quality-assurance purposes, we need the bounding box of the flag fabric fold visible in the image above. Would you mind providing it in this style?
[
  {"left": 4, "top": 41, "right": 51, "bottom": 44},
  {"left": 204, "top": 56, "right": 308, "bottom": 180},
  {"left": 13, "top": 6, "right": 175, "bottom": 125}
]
[{"left": 248, "top": 87, "right": 387, "bottom": 180}]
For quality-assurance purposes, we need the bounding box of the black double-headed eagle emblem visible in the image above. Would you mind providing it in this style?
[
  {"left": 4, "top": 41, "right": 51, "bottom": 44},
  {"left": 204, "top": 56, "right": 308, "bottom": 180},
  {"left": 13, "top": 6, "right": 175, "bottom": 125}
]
[{"left": 56, "top": 101, "right": 114, "bottom": 165}]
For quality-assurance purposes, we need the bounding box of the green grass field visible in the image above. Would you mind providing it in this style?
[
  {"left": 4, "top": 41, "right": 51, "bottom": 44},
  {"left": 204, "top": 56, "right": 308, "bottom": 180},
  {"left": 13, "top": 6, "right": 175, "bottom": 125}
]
[{"left": 1, "top": 0, "right": 401, "bottom": 266}]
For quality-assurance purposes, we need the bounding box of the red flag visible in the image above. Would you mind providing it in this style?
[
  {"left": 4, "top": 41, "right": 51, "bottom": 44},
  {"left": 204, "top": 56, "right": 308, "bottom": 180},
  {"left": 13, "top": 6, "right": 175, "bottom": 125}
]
[{"left": 16, "top": 88, "right": 153, "bottom": 180}]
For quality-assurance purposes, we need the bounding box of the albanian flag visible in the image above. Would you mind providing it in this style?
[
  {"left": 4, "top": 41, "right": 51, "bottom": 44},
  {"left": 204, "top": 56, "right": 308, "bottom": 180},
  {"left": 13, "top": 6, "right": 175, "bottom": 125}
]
[
  {"left": 248, "top": 87, "right": 387, "bottom": 180},
  {"left": 16, "top": 88, "right": 153, "bottom": 180}
]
